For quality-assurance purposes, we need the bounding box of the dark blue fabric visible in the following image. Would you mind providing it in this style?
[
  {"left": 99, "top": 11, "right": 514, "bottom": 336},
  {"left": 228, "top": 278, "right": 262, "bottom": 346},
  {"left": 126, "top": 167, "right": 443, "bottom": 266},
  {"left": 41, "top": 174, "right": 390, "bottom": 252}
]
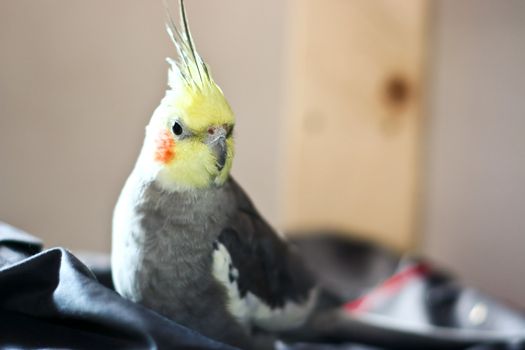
[
  {"left": 0, "top": 222, "right": 523, "bottom": 350},
  {"left": 0, "top": 222, "right": 236, "bottom": 350}
]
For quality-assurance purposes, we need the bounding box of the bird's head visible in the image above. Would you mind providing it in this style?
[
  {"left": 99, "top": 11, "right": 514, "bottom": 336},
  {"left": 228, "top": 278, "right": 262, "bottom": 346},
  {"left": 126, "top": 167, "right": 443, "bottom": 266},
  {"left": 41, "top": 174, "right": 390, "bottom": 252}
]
[{"left": 141, "top": 0, "right": 234, "bottom": 192}]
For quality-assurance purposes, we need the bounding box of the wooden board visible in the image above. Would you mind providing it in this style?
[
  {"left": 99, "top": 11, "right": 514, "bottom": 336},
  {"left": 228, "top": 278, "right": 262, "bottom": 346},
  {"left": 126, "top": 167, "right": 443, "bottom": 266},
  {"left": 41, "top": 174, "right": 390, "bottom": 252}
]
[{"left": 282, "top": 0, "right": 428, "bottom": 251}]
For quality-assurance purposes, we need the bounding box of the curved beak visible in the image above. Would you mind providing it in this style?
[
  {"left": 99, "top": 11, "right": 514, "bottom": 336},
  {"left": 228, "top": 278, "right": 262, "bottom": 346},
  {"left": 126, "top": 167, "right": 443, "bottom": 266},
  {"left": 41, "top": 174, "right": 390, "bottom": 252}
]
[
  {"left": 205, "top": 126, "right": 228, "bottom": 171},
  {"left": 211, "top": 136, "right": 227, "bottom": 171}
]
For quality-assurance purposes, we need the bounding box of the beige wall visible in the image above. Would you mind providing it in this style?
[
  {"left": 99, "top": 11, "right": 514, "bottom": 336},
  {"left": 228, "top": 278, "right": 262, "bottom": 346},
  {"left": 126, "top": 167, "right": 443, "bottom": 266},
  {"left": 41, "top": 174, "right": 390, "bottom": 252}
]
[
  {"left": 0, "top": 0, "right": 287, "bottom": 251},
  {"left": 422, "top": 0, "right": 525, "bottom": 307}
]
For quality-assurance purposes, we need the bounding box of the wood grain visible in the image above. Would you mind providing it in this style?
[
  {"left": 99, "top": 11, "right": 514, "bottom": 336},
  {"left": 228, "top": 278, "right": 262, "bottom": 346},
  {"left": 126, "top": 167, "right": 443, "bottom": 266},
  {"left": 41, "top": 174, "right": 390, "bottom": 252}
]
[{"left": 282, "top": 0, "right": 428, "bottom": 251}]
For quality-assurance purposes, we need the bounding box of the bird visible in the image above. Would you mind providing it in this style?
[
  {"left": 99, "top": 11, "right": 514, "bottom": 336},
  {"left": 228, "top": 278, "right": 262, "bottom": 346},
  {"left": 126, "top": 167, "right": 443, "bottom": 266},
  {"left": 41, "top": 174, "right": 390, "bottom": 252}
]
[{"left": 111, "top": 1, "right": 318, "bottom": 349}]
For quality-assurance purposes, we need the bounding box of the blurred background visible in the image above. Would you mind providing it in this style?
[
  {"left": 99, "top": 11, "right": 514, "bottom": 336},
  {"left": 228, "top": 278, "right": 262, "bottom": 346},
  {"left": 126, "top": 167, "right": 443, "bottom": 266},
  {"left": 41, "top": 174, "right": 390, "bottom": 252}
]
[{"left": 0, "top": 0, "right": 523, "bottom": 308}]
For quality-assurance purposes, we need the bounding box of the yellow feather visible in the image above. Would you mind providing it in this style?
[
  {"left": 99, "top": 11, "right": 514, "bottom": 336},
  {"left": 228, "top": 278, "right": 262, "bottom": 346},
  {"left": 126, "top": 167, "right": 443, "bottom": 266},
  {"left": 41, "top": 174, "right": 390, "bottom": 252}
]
[
  {"left": 146, "top": 0, "right": 235, "bottom": 191},
  {"left": 166, "top": 80, "right": 235, "bottom": 133},
  {"left": 155, "top": 137, "right": 235, "bottom": 190}
]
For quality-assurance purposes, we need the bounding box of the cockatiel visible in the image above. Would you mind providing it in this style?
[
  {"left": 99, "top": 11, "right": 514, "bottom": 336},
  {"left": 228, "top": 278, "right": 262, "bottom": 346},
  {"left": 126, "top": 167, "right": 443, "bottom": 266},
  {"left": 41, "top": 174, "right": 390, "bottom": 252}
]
[{"left": 111, "top": 1, "right": 317, "bottom": 349}]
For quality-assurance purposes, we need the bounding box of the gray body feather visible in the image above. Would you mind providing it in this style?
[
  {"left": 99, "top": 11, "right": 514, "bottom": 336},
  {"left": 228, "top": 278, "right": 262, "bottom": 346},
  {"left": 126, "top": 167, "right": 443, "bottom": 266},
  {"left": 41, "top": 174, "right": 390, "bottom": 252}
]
[
  {"left": 112, "top": 171, "right": 256, "bottom": 347},
  {"left": 112, "top": 167, "right": 317, "bottom": 350}
]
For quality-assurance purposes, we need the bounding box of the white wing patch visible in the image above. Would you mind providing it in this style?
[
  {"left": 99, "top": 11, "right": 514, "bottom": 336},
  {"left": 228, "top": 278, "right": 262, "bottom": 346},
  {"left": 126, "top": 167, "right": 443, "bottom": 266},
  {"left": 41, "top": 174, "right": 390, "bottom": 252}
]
[
  {"left": 212, "top": 242, "right": 250, "bottom": 325},
  {"left": 212, "top": 242, "right": 317, "bottom": 331}
]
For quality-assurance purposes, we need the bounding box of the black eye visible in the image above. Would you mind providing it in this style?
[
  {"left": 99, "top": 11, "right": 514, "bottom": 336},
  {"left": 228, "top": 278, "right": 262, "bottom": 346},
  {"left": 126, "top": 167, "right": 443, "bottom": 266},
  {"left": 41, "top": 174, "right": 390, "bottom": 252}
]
[{"left": 172, "top": 122, "right": 183, "bottom": 136}]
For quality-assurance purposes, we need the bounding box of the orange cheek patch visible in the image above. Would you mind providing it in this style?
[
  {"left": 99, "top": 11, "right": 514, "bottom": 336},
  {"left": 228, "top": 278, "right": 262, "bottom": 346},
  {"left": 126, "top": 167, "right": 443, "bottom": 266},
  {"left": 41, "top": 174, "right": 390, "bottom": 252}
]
[{"left": 154, "top": 130, "right": 176, "bottom": 164}]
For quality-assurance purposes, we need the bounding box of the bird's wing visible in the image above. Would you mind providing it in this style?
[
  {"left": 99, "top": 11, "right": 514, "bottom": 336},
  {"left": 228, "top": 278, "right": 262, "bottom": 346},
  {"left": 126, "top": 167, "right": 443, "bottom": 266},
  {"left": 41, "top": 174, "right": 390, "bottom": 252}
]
[{"left": 211, "top": 178, "right": 317, "bottom": 331}]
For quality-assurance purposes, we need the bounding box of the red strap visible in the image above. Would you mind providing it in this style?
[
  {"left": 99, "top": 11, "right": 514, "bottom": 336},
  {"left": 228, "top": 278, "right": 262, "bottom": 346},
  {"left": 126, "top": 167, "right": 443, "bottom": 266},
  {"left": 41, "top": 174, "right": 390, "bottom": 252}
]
[{"left": 344, "top": 263, "right": 430, "bottom": 313}]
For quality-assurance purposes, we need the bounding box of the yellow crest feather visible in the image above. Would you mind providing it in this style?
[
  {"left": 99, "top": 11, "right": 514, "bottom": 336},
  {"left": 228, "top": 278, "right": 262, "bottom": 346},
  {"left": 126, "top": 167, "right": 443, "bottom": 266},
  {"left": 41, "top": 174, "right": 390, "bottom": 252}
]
[{"left": 163, "top": 0, "right": 234, "bottom": 131}]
